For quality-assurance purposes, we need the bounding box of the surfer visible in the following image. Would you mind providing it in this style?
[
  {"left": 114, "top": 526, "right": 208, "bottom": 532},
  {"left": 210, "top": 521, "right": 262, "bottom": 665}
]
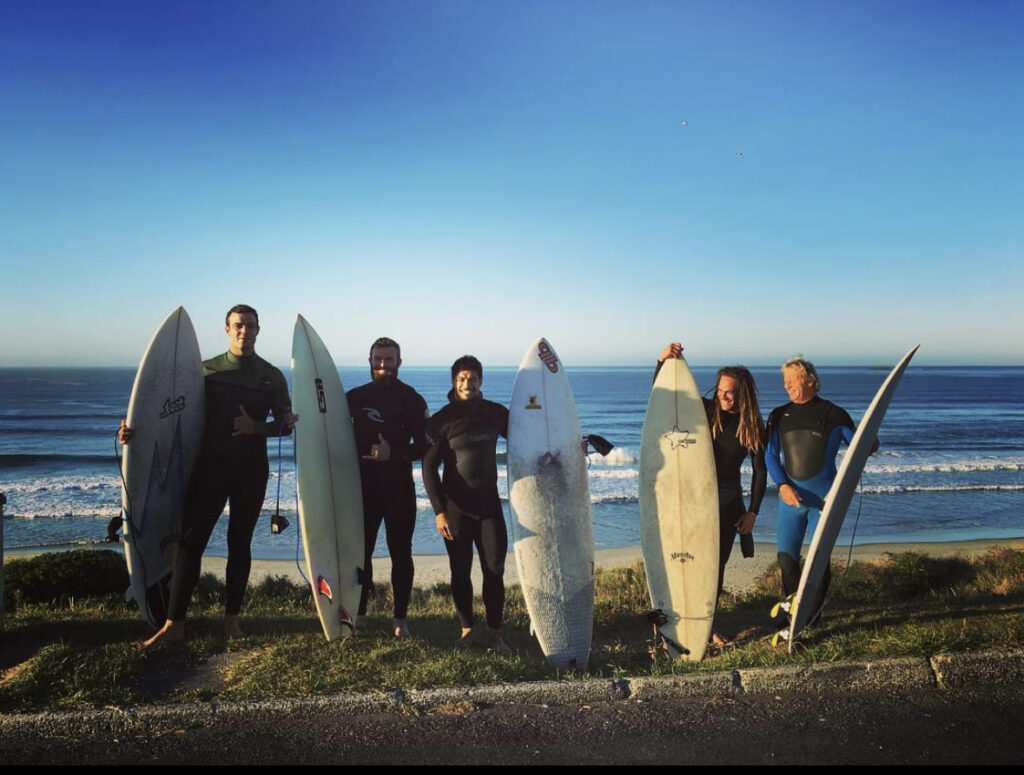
[
  {"left": 119, "top": 304, "right": 297, "bottom": 648},
  {"left": 765, "top": 356, "right": 867, "bottom": 626},
  {"left": 346, "top": 337, "right": 428, "bottom": 639},
  {"left": 657, "top": 344, "right": 767, "bottom": 647},
  {"left": 422, "top": 355, "right": 513, "bottom": 655}
]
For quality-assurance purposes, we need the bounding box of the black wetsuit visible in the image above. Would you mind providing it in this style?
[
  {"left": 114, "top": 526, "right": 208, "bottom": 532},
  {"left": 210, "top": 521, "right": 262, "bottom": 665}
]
[
  {"left": 702, "top": 398, "right": 768, "bottom": 595},
  {"left": 166, "top": 351, "right": 292, "bottom": 621},
  {"left": 346, "top": 378, "right": 428, "bottom": 620},
  {"left": 653, "top": 361, "right": 767, "bottom": 598},
  {"left": 422, "top": 391, "right": 509, "bottom": 630}
]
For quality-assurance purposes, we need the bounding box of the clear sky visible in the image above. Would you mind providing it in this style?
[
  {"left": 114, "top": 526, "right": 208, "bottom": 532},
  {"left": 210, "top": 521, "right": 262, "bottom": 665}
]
[{"left": 2, "top": 0, "right": 1022, "bottom": 367}]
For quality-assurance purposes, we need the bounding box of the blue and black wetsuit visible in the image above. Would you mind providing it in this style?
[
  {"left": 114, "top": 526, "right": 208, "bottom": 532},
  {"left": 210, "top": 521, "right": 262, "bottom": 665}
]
[
  {"left": 422, "top": 390, "right": 509, "bottom": 631},
  {"left": 346, "top": 378, "right": 428, "bottom": 620},
  {"left": 765, "top": 396, "right": 855, "bottom": 600}
]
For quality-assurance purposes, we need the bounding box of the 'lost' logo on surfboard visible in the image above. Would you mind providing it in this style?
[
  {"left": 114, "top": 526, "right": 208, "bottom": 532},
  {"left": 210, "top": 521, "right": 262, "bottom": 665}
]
[
  {"left": 671, "top": 551, "right": 695, "bottom": 564},
  {"left": 525, "top": 395, "right": 543, "bottom": 410},
  {"left": 315, "top": 378, "right": 327, "bottom": 413},
  {"left": 663, "top": 426, "right": 697, "bottom": 449},
  {"left": 159, "top": 395, "right": 187, "bottom": 419},
  {"left": 537, "top": 341, "right": 559, "bottom": 373}
]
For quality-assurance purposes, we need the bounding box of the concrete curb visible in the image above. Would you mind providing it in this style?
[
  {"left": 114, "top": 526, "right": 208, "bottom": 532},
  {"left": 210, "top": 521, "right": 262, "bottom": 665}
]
[{"left": 1, "top": 648, "right": 1021, "bottom": 738}]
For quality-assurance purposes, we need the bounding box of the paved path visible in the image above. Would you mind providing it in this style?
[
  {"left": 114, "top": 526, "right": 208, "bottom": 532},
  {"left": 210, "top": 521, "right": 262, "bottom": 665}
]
[{"left": 2, "top": 649, "right": 1021, "bottom": 764}]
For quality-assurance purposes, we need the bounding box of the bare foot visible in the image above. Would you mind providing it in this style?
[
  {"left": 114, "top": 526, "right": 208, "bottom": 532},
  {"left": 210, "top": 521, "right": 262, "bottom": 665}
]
[
  {"left": 455, "top": 626, "right": 474, "bottom": 650},
  {"left": 487, "top": 628, "right": 513, "bottom": 656},
  {"left": 224, "top": 614, "right": 245, "bottom": 640},
  {"left": 394, "top": 619, "right": 411, "bottom": 639},
  {"left": 138, "top": 620, "right": 185, "bottom": 650},
  {"left": 711, "top": 629, "right": 731, "bottom": 648}
]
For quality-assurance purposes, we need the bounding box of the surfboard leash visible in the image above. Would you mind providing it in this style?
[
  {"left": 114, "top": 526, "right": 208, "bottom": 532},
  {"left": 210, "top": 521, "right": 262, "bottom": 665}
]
[
  {"left": 817, "top": 474, "right": 869, "bottom": 624},
  {"left": 289, "top": 424, "right": 310, "bottom": 587},
  {"left": 270, "top": 413, "right": 289, "bottom": 535}
]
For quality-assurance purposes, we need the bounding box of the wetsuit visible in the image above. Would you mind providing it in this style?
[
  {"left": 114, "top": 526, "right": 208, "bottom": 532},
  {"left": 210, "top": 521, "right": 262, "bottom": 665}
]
[
  {"left": 166, "top": 351, "right": 292, "bottom": 621},
  {"left": 702, "top": 398, "right": 767, "bottom": 595},
  {"left": 765, "top": 395, "right": 855, "bottom": 604},
  {"left": 346, "top": 378, "right": 428, "bottom": 620},
  {"left": 422, "top": 390, "right": 509, "bottom": 631},
  {"left": 653, "top": 362, "right": 767, "bottom": 597}
]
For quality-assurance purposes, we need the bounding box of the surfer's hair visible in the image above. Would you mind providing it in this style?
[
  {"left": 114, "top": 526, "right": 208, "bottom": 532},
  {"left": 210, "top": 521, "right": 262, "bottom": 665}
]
[
  {"left": 782, "top": 356, "right": 820, "bottom": 392},
  {"left": 711, "top": 366, "right": 765, "bottom": 453},
  {"left": 225, "top": 304, "right": 259, "bottom": 326},
  {"left": 451, "top": 355, "right": 483, "bottom": 381},
  {"left": 369, "top": 337, "right": 401, "bottom": 360}
]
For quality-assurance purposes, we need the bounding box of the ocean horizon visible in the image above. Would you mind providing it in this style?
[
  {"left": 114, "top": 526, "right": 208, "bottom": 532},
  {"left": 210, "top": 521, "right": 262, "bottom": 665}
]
[{"left": 2, "top": 364, "right": 1023, "bottom": 561}]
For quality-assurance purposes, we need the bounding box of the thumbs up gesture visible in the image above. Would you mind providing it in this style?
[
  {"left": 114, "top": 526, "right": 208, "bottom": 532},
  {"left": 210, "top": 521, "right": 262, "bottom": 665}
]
[{"left": 233, "top": 405, "right": 257, "bottom": 437}]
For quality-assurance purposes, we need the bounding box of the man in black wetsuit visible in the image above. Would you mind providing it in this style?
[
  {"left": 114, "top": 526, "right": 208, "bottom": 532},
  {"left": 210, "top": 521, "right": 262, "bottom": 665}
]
[
  {"left": 423, "top": 355, "right": 512, "bottom": 655},
  {"left": 120, "top": 304, "right": 297, "bottom": 648},
  {"left": 346, "top": 337, "right": 428, "bottom": 639}
]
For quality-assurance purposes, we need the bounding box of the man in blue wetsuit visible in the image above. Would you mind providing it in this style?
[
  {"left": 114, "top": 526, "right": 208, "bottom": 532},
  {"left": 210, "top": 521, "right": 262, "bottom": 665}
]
[{"left": 766, "top": 357, "right": 865, "bottom": 624}]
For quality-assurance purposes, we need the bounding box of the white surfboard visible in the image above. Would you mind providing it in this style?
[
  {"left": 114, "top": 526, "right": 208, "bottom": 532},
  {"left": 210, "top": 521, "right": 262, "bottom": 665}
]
[
  {"left": 291, "top": 315, "right": 365, "bottom": 641},
  {"left": 507, "top": 338, "right": 594, "bottom": 669},
  {"left": 639, "top": 356, "right": 719, "bottom": 661},
  {"left": 121, "top": 307, "right": 205, "bottom": 627},
  {"left": 787, "top": 344, "right": 920, "bottom": 650}
]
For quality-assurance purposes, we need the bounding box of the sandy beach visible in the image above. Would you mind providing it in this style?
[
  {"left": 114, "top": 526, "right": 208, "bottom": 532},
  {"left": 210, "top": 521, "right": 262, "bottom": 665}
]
[{"left": 221, "top": 537, "right": 1024, "bottom": 597}]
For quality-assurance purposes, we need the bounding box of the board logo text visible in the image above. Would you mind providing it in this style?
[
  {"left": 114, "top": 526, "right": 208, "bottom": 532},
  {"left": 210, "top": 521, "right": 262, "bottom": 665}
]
[
  {"left": 315, "top": 378, "right": 327, "bottom": 413},
  {"left": 537, "top": 341, "right": 559, "bottom": 373},
  {"left": 159, "top": 395, "right": 187, "bottom": 419}
]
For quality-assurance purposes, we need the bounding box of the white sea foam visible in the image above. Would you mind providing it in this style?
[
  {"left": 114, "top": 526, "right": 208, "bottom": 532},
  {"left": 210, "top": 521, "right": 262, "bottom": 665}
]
[{"left": 858, "top": 484, "right": 1024, "bottom": 494}]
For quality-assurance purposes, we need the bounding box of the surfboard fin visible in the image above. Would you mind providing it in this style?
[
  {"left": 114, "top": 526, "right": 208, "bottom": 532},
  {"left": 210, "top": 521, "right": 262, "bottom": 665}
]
[{"left": 584, "top": 434, "right": 614, "bottom": 456}]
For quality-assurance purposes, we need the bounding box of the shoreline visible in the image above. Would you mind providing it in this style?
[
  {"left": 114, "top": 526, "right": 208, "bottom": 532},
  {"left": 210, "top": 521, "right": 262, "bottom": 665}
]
[{"left": 9, "top": 537, "right": 1020, "bottom": 597}]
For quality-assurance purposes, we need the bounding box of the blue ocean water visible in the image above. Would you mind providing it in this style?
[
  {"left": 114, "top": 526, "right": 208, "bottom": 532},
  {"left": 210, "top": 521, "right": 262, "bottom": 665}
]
[{"left": 2, "top": 364, "right": 1022, "bottom": 561}]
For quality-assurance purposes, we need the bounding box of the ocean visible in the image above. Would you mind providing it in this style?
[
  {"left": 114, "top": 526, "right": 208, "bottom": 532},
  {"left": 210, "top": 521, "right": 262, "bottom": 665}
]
[{"left": 2, "top": 363, "right": 1023, "bottom": 562}]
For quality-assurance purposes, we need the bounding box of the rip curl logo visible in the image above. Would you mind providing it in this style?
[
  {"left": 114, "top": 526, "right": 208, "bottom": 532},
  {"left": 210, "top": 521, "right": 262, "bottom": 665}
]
[
  {"left": 537, "top": 341, "right": 559, "bottom": 373},
  {"left": 315, "top": 378, "right": 327, "bottom": 413},
  {"left": 362, "top": 407, "right": 384, "bottom": 423},
  {"left": 671, "top": 552, "right": 695, "bottom": 564},
  {"left": 663, "top": 426, "right": 697, "bottom": 449},
  {"left": 159, "top": 395, "right": 186, "bottom": 419},
  {"left": 525, "top": 395, "right": 543, "bottom": 410}
]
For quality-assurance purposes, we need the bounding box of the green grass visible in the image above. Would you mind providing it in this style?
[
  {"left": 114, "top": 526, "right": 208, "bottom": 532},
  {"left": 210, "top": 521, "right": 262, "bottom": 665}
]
[{"left": 1, "top": 548, "right": 1022, "bottom": 713}]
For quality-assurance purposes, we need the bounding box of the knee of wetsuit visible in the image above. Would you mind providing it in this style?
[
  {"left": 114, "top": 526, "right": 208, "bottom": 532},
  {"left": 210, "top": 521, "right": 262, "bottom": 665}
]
[{"left": 777, "top": 552, "right": 801, "bottom": 596}]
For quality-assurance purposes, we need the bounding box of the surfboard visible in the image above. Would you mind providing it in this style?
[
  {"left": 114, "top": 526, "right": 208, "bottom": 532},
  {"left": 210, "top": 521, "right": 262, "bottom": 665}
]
[
  {"left": 787, "top": 344, "right": 920, "bottom": 651},
  {"left": 507, "top": 338, "right": 594, "bottom": 669},
  {"left": 121, "top": 306, "right": 205, "bottom": 627},
  {"left": 639, "top": 356, "right": 719, "bottom": 661},
  {"left": 291, "top": 315, "right": 364, "bottom": 641}
]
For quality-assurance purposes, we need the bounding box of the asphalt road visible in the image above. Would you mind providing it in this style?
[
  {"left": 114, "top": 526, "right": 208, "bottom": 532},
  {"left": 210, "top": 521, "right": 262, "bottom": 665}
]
[{"left": 2, "top": 684, "right": 1022, "bottom": 765}]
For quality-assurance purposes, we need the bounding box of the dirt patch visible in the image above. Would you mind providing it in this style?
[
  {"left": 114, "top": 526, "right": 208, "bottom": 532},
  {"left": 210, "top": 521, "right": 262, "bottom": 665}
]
[{"left": 136, "top": 651, "right": 249, "bottom": 701}]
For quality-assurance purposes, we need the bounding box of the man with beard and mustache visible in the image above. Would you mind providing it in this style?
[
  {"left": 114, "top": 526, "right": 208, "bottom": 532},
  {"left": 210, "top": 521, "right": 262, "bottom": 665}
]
[{"left": 346, "top": 337, "right": 429, "bottom": 639}]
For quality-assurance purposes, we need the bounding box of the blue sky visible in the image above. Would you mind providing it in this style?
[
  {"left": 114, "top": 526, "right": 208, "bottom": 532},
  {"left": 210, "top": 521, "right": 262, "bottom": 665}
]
[{"left": 2, "top": 0, "right": 1022, "bottom": 367}]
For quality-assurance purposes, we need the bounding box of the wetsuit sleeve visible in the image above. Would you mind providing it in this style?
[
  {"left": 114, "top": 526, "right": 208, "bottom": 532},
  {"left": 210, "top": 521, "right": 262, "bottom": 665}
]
[
  {"left": 748, "top": 441, "right": 767, "bottom": 514},
  {"left": 498, "top": 403, "right": 509, "bottom": 439},
  {"left": 403, "top": 392, "right": 429, "bottom": 463},
  {"left": 653, "top": 359, "right": 664, "bottom": 384},
  {"left": 264, "top": 369, "right": 294, "bottom": 438},
  {"left": 764, "top": 408, "right": 789, "bottom": 487},
  {"left": 422, "top": 418, "right": 448, "bottom": 515}
]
